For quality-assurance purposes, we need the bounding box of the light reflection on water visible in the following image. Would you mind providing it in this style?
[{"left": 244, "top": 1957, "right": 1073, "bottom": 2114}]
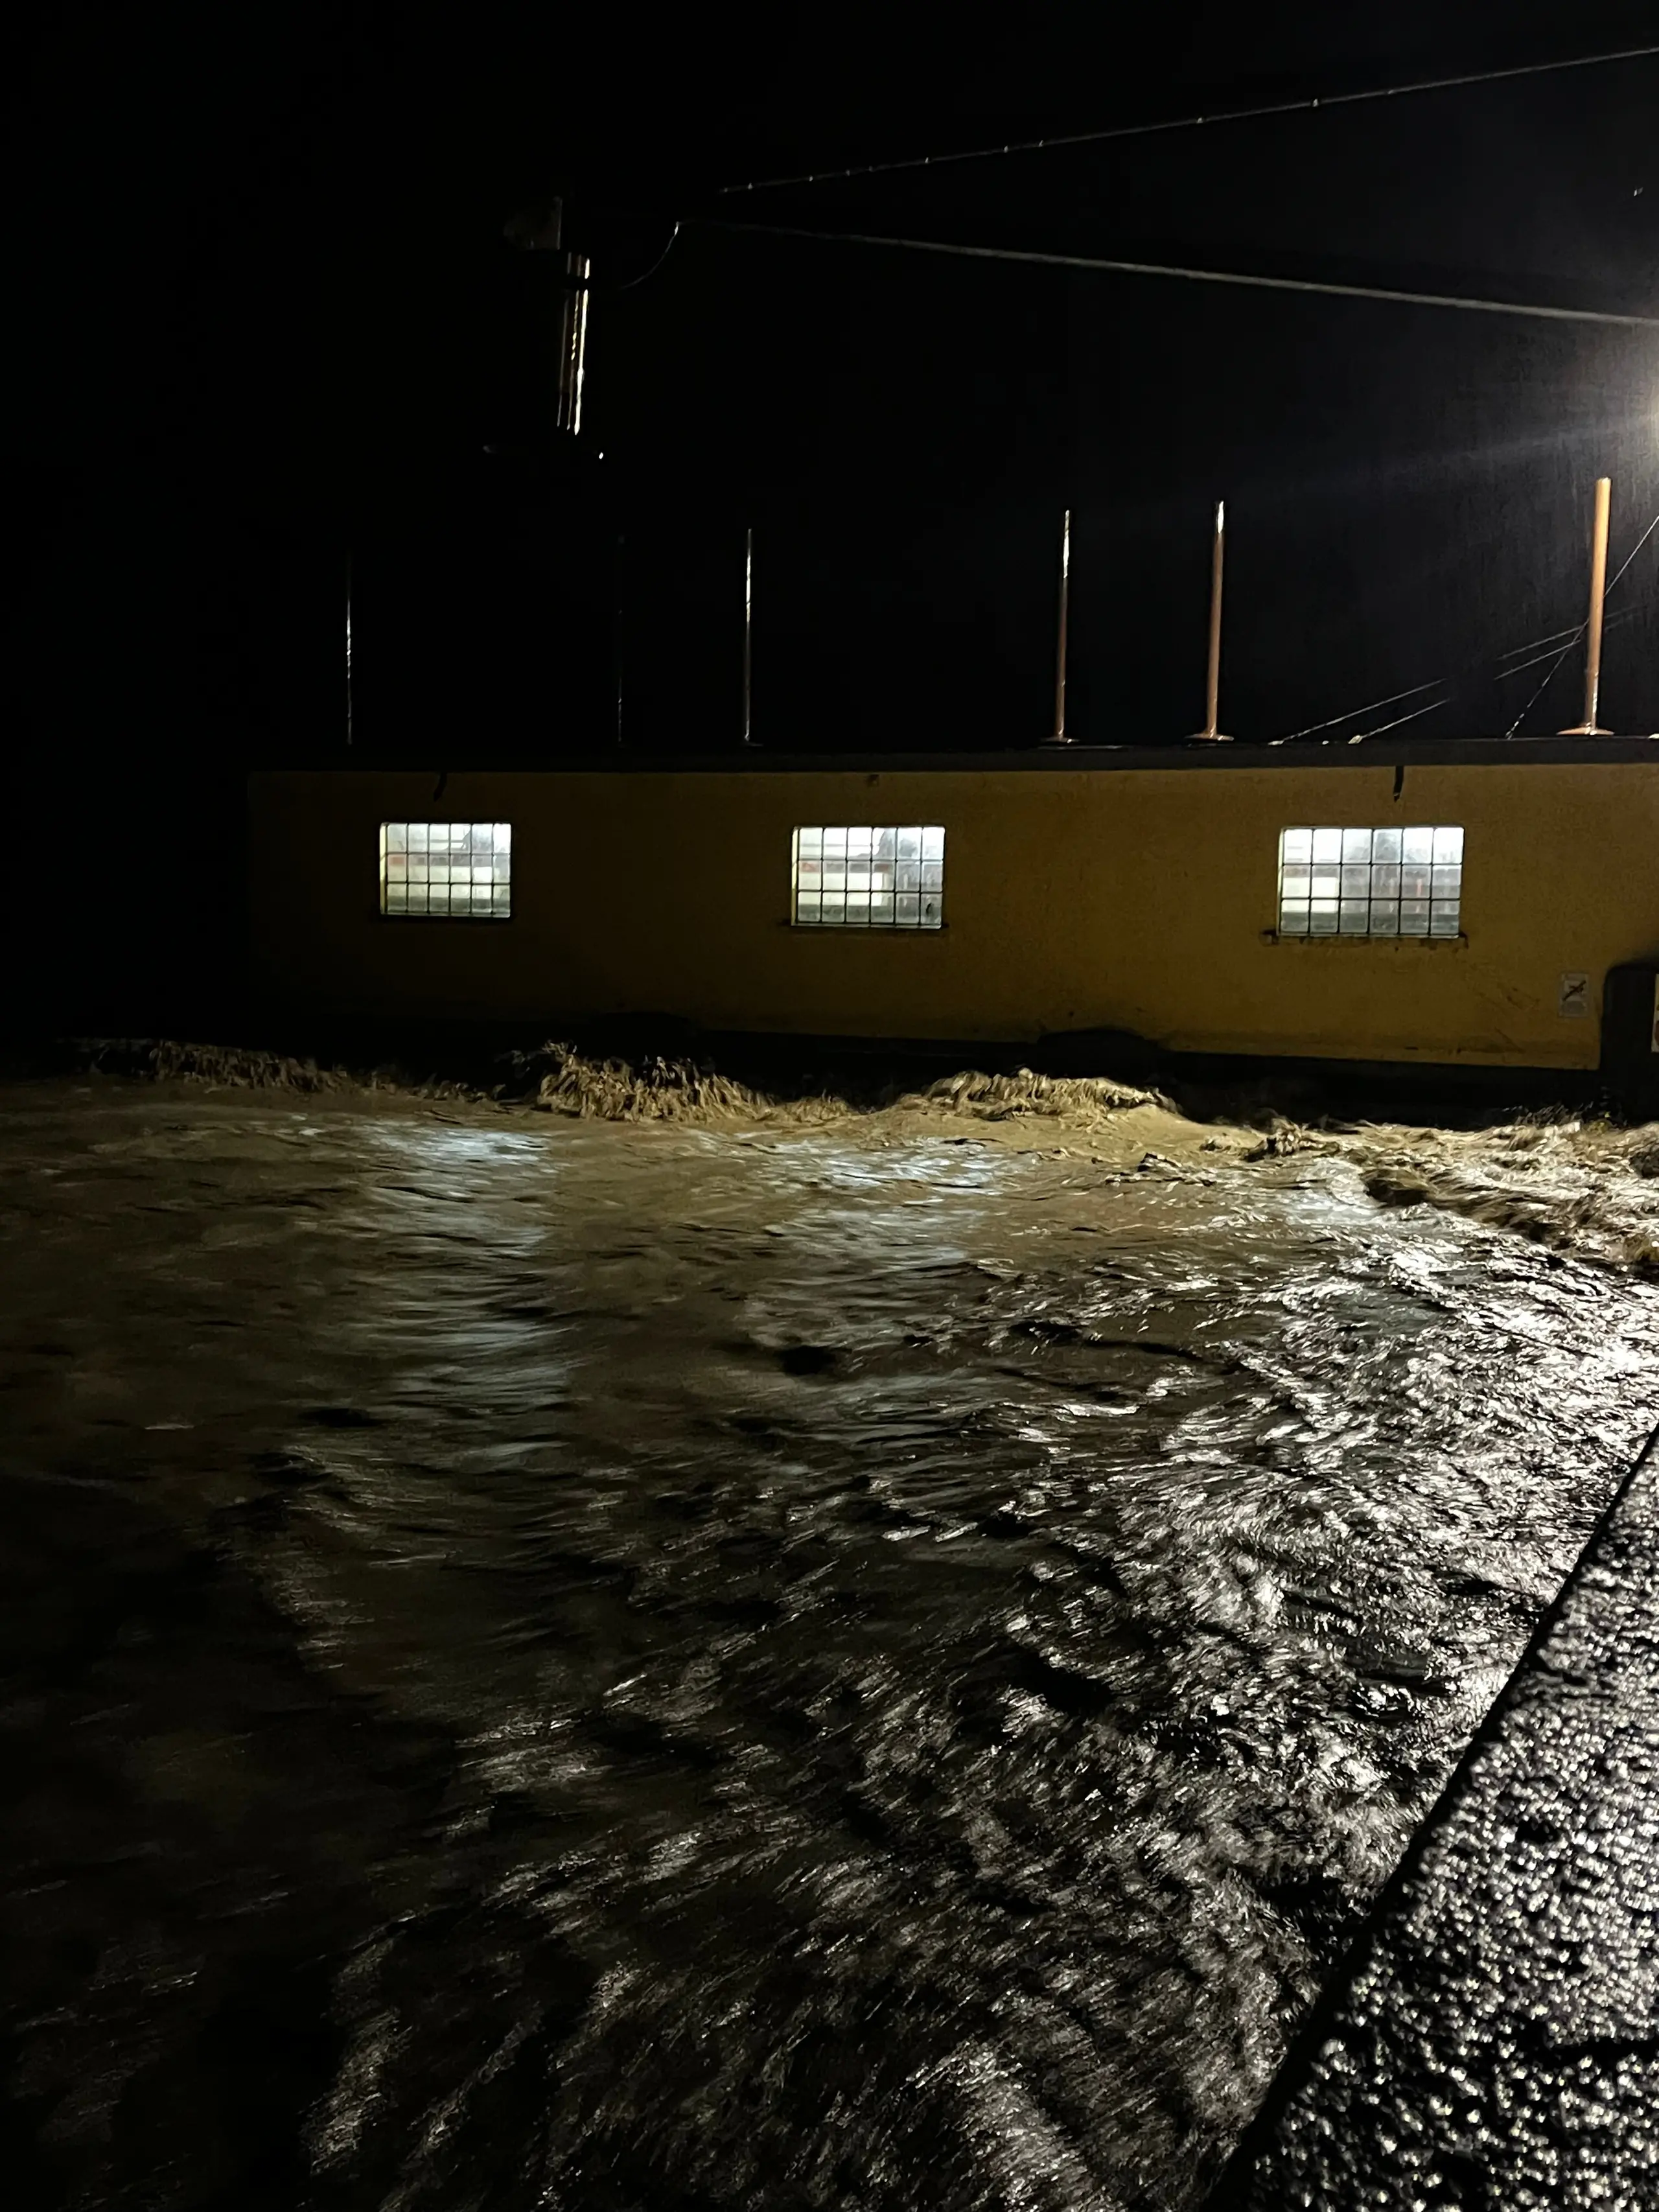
[{"left": 1, "top": 1083, "right": 1654, "bottom": 2211}]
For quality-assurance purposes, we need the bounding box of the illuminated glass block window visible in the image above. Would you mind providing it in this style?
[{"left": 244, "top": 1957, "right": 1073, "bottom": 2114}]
[
  {"left": 380, "top": 822, "right": 512, "bottom": 919},
  {"left": 1277, "top": 825, "right": 1463, "bottom": 938},
  {"left": 793, "top": 825, "right": 945, "bottom": 928}
]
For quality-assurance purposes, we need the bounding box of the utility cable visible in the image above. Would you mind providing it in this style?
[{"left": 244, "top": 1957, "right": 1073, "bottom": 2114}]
[
  {"left": 1505, "top": 642, "right": 1585, "bottom": 731},
  {"left": 1268, "top": 581, "right": 1656, "bottom": 747},
  {"left": 696, "top": 218, "right": 1659, "bottom": 331},
  {"left": 610, "top": 222, "right": 681, "bottom": 292},
  {"left": 1347, "top": 692, "right": 1452, "bottom": 743},
  {"left": 1496, "top": 606, "right": 1638, "bottom": 682},
  {"left": 1496, "top": 622, "right": 1580, "bottom": 664},
  {"left": 1503, "top": 640, "right": 1584, "bottom": 734},
  {"left": 1270, "top": 679, "right": 1442, "bottom": 744},
  {"left": 1503, "top": 503, "right": 1659, "bottom": 736},
  {"left": 715, "top": 41, "right": 1659, "bottom": 196}
]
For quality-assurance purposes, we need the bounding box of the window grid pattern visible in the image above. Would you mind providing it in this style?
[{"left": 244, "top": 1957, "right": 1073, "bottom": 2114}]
[
  {"left": 793, "top": 826, "right": 945, "bottom": 929},
  {"left": 1278, "top": 825, "right": 1463, "bottom": 938},
  {"left": 380, "top": 822, "right": 512, "bottom": 919}
]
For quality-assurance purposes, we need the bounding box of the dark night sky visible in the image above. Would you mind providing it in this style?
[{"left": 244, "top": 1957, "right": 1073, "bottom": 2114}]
[{"left": 6, "top": 1, "right": 1659, "bottom": 1022}]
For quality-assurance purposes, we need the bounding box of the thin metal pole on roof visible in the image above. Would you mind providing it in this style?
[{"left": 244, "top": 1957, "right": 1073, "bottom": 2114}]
[
  {"left": 551, "top": 197, "right": 590, "bottom": 439},
  {"left": 1561, "top": 476, "right": 1614, "bottom": 734},
  {"left": 613, "top": 530, "right": 625, "bottom": 746},
  {"left": 1193, "top": 500, "right": 1231, "bottom": 741},
  {"left": 741, "top": 526, "right": 755, "bottom": 745},
  {"left": 1047, "top": 508, "right": 1073, "bottom": 743},
  {"left": 345, "top": 552, "right": 353, "bottom": 749}
]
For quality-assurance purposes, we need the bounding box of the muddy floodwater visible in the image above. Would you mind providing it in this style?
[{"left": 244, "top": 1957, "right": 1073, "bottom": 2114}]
[{"left": 3, "top": 1077, "right": 1656, "bottom": 2211}]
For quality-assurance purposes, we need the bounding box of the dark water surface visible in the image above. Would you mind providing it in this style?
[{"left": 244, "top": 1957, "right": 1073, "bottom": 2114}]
[{"left": 3, "top": 1080, "right": 1654, "bottom": 2211}]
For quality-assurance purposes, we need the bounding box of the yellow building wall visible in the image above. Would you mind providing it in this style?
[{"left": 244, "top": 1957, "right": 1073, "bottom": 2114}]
[{"left": 248, "top": 760, "right": 1659, "bottom": 1069}]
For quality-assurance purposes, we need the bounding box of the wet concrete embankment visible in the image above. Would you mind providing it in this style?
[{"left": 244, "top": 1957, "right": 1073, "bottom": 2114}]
[{"left": 1214, "top": 1417, "right": 1659, "bottom": 2208}]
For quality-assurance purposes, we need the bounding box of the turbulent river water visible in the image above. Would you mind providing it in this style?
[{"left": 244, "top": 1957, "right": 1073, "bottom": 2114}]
[{"left": 4, "top": 1077, "right": 1657, "bottom": 2212}]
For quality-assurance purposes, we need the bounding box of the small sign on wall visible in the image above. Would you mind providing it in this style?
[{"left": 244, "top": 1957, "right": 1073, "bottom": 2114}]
[{"left": 1559, "top": 972, "right": 1590, "bottom": 1019}]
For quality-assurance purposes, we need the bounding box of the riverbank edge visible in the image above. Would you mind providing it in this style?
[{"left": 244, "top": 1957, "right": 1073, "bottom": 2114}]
[{"left": 0, "top": 1017, "right": 1616, "bottom": 1126}]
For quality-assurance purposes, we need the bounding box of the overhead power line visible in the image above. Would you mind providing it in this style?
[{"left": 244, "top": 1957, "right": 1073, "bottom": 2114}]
[
  {"left": 1270, "top": 680, "right": 1443, "bottom": 745},
  {"left": 1267, "top": 577, "right": 1659, "bottom": 748},
  {"left": 1495, "top": 609, "right": 1637, "bottom": 682},
  {"left": 1496, "top": 623, "right": 1581, "bottom": 663},
  {"left": 1503, "top": 504, "right": 1659, "bottom": 735},
  {"left": 1282, "top": 515, "right": 1659, "bottom": 745},
  {"left": 1347, "top": 692, "right": 1450, "bottom": 743},
  {"left": 700, "top": 219, "right": 1659, "bottom": 331},
  {"left": 715, "top": 40, "right": 1659, "bottom": 196},
  {"left": 612, "top": 221, "right": 681, "bottom": 291}
]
